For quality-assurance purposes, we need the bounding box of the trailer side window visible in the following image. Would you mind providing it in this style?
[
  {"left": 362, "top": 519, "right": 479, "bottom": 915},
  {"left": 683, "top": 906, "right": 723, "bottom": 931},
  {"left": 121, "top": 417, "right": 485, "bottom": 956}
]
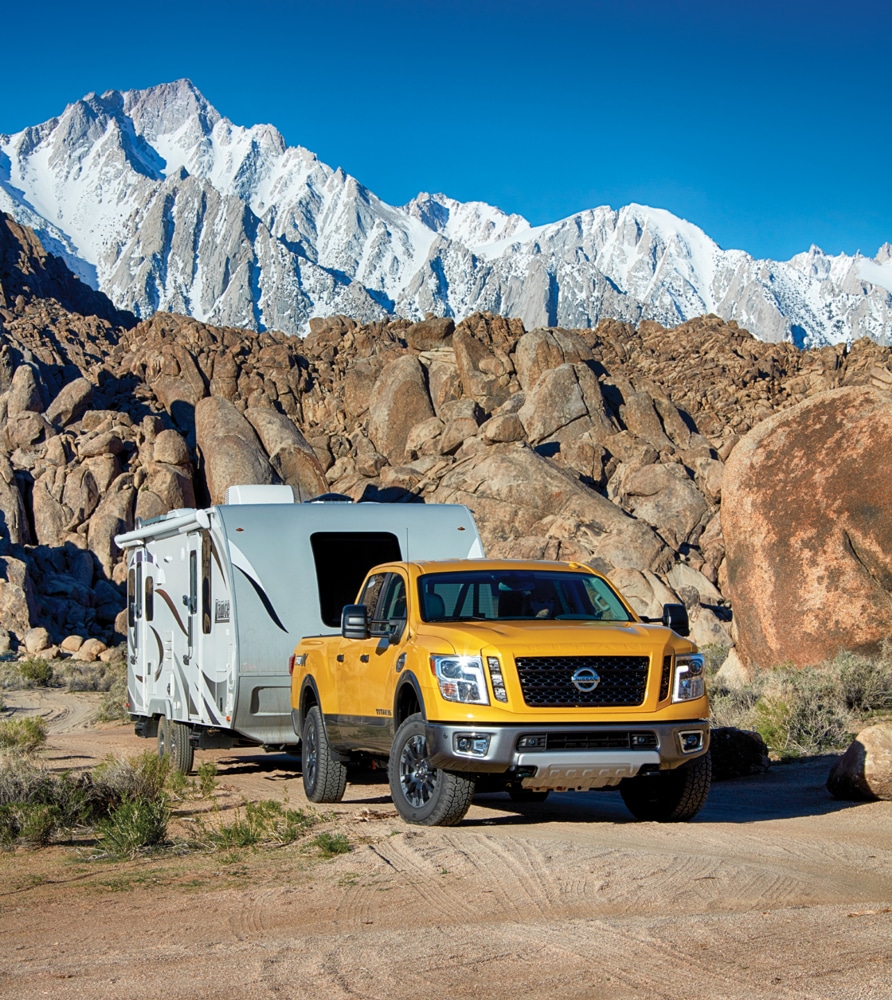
[
  {"left": 145, "top": 576, "right": 154, "bottom": 622},
  {"left": 189, "top": 550, "right": 198, "bottom": 615},
  {"left": 201, "top": 534, "right": 212, "bottom": 634},
  {"left": 310, "top": 532, "right": 402, "bottom": 628},
  {"left": 128, "top": 568, "right": 137, "bottom": 628}
]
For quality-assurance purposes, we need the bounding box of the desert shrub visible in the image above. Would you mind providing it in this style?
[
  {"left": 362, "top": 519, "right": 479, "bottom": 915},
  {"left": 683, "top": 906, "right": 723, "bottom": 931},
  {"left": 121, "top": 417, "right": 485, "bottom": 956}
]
[
  {"left": 0, "top": 753, "right": 96, "bottom": 846},
  {"left": 196, "top": 761, "right": 218, "bottom": 799},
  {"left": 91, "top": 750, "right": 171, "bottom": 804},
  {"left": 97, "top": 796, "right": 170, "bottom": 858},
  {"left": 0, "top": 716, "right": 48, "bottom": 753},
  {"left": 709, "top": 646, "right": 892, "bottom": 759},
  {"left": 833, "top": 644, "right": 892, "bottom": 717},
  {"left": 311, "top": 831, "right": 351, "bottom": 858},
  {"left": 17, "top": 658, "right": 53, "bottom": 687},
  {"left": 194, "top": 799, "right": 317, "bottom": 850}
]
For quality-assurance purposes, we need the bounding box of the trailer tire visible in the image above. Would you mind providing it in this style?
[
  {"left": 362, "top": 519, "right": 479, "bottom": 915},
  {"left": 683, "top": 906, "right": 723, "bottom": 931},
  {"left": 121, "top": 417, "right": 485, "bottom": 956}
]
[
  {"left": 157, "top": 716, "right": 170, "bottom": 760},
  {"left": 302, "top": 706, "right": 347, "bottom": 803},
  {"left": 167, "top": 721, "right": 195, "bottom": 775},
  {"left": 620, "top": 753, "right": 711, "bottom": 822},
  {"left": 388, "top": 714, "right": 475, "bottom": 826}
]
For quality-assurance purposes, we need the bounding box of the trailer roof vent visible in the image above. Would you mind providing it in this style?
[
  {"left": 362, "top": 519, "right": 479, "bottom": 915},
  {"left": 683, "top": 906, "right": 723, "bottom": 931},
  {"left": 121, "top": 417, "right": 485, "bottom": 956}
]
[
  {"left": 305, "top": 493, "right": 354, "bottom": 504},
  {"left": 224, "top": 485, "right": 295, "bottom": 506}
]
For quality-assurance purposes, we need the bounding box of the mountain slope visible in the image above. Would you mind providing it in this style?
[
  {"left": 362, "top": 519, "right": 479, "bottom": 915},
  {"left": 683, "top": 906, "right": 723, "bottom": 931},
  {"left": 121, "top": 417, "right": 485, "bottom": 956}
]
[{"left": 1, "top": 79, "right": 890, "bottom": 346}]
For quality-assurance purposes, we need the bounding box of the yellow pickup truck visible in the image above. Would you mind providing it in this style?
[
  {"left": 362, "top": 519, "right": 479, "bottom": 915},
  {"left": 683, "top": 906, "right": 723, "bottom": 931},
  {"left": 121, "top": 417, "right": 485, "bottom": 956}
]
[{"left": 290, "top": 559, "right": 710, "bottom": 826}]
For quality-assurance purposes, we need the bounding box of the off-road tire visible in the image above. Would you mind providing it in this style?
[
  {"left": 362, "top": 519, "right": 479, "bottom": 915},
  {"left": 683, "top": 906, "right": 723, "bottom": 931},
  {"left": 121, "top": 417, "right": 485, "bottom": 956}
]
[
  {"left": 388, "top": 714, "right": 475, "bottom": 826},
  {"left": 302, "top": 705, "right": 347, "bottom": 803},
  {"left": 620, "top": 753, "right": 711, "bottom": 822},
  {"left": 167, "top": 720, "right": 195, "bottom": 775}
]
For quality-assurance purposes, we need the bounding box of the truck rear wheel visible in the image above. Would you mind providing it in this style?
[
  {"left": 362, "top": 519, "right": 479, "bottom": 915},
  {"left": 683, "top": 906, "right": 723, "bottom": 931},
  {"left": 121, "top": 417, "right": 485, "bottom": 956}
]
[
  {"left": 620, "top": 753, "right": 711, "bottom": 822},
  {"left": 302, "top": 705, "right": 347, "bottom": 803},
  {"left": 388, "top": 714, "right": 475, "bottom": 826}
]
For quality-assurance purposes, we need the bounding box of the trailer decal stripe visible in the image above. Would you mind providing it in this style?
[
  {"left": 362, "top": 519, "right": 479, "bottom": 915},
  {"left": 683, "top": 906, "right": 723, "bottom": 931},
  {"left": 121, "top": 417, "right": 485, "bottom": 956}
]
[
  {"left": 233, "top": 566, "right": 288, "bottom": 633},
  {"left": 156, "top": 588, "right": 188, "bottom": 636}
]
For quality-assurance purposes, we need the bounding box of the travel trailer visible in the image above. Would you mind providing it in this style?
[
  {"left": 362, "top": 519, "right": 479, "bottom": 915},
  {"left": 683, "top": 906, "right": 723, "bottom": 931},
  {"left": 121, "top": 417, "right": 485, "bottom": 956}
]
[{"left": 114, "top": 486, "right": 483, "bottom": 771}]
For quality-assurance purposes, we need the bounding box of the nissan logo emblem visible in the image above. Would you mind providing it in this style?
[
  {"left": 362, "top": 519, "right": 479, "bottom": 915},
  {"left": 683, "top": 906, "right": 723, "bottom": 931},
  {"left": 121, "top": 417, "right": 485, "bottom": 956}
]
[{"left": 571, "top": 667, "right": 600, "bottom": 693}]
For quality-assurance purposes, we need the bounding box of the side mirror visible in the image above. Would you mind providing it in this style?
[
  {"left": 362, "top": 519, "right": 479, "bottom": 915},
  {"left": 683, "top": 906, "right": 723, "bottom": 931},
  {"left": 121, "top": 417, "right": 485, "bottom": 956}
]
[
  {"left": 661, "top": 603, "right": 690, "bottom": 637},
  {"left": 341, "top": 604, "right": 370, "bottom": 640}
]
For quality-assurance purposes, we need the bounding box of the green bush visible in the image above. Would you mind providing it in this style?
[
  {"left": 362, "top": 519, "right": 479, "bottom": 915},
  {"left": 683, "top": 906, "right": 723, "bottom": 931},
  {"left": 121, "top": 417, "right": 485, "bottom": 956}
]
[
  {"left": 0, "top": 716, "right": 48, "bottom": 752},
  {"left": 17, "top": 658, "right": 53, "bottom": 687},
  {"left": 194, "top": 799, "right": 317, "bottom": 850},
  {"left": 97, "top": 796, "right": 170, "bottom": 858},
  {"left": 196, "top": 761, "right": 218, "bottom": 799},
  {"left": 311, "top": 831, "right": 351, "bottom": 858}
]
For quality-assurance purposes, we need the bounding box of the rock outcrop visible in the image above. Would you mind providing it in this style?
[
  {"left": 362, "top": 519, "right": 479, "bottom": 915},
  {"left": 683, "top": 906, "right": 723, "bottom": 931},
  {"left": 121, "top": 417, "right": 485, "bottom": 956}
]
[
  {"left": 722, "top": 386, "right": 892, "bottom": 668},
  {"left": 827, "top": 723, "right": 892, "bottom": 801},
  {"left": 2, "top": 214, "right": 892, "bottom": 666}
]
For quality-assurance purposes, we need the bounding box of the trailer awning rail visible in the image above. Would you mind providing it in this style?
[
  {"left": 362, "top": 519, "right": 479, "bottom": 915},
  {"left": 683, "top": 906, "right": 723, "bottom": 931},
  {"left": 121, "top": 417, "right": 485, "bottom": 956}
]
[{"left": 115, "top": 509, "right": 211, "bottom": 549}]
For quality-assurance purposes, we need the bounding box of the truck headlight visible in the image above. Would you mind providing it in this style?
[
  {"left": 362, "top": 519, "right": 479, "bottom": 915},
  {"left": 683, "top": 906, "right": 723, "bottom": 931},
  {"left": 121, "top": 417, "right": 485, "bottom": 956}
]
[
  {"left": 431, "top": 655, "right": 490, "bottom": 705},
  {"left": 672, "top": 654, "right": 705, "bottom": 703}
]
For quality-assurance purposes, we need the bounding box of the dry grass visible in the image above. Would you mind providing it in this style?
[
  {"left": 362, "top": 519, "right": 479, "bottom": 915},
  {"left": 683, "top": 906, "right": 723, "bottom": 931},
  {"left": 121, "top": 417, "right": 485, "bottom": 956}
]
[{"left": 709, "top": 643, "right": 892, "bottom": 759}]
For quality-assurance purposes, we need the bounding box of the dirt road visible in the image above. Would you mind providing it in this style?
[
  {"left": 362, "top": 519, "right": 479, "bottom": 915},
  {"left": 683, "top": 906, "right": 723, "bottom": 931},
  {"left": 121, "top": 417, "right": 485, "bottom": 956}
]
[{"left": 1, "top": 690, "right": 890, "bottom": 1000}]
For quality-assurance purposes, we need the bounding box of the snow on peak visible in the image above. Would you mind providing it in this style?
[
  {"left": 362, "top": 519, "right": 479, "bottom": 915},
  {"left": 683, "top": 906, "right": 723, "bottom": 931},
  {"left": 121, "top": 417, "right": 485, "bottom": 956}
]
[{"left": 0, "top": 80, "right": 889, "bottom": 347}]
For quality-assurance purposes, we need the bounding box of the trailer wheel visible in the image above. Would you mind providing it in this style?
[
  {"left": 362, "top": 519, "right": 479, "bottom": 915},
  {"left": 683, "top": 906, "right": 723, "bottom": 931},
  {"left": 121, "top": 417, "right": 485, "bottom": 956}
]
[
  {"left": 167, "top": 721, "right": 195, "bottom": 775},
  {"left": 620, "top": 753, "right": 711, "bottom": 822},
  {"left": 302, "top": 706, "right": 347, "bottom": 803},
  {"left": 388, "top": 714, "right": 475, "bottom": 826},
  {"left": 156, "top": 716, "right": 170, "bottom": 760}
]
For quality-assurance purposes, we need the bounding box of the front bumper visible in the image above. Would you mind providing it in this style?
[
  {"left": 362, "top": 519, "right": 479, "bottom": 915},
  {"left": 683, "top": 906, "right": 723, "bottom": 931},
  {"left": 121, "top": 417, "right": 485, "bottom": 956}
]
[{"left": 424, "top": 720, "right": 710, "bottom": 791}]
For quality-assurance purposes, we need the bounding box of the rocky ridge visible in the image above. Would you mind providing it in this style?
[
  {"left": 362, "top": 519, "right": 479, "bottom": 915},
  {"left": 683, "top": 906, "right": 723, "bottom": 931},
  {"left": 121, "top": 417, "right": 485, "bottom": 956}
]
[
  {"left": 2, "top": 80, "right": 891, "bottom": 347},
  {"left": 2, "top": 212, "right": 892, "bottom": 668}
]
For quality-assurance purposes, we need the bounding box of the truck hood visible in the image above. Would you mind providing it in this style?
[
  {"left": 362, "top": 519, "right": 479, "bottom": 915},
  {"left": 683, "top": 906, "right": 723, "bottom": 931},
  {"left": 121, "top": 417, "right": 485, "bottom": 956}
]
[{"left": 418, "top": 619, "right": 678, "bottom": 657}]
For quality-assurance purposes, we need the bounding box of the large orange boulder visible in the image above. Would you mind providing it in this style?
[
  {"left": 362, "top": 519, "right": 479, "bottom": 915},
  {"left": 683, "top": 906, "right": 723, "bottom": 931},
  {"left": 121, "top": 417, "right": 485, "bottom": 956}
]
[{"left": 722, "top": 386, "right": 892, "bottom": 669}]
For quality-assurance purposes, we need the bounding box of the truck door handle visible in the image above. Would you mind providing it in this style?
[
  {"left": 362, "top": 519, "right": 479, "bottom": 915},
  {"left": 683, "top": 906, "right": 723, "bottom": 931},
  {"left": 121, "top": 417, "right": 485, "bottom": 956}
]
[{"left": 360, "top": 654, "right": 369, "bottom": 663}]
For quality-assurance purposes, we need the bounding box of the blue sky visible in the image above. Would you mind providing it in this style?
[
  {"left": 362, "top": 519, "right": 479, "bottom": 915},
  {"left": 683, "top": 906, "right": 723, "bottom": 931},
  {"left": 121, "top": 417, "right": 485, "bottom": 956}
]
[{"left": 1, "top": 0, "right": 888, "bottom": 261}]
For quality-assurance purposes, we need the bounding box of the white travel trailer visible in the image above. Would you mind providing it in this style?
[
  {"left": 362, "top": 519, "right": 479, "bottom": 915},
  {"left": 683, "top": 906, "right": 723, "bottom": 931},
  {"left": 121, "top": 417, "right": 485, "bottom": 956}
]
[{"left": 114, "top": 486, "right": 483, "bottom": 771}]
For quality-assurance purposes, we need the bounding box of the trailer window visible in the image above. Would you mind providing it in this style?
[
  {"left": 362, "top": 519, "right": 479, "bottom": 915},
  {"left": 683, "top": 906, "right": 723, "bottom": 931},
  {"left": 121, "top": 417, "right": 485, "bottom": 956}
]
[
  {"left": 145, "top": 576, "right": 154, "bottom": 622},
  {"left": 311, "top": 532, "right": 402, "bottom": 628},
  {"left": 128, "top": 568, "right": 137, "bottom": 628},
  {"left": 202, "top": 534, "right": 212, "bottom": 634}
]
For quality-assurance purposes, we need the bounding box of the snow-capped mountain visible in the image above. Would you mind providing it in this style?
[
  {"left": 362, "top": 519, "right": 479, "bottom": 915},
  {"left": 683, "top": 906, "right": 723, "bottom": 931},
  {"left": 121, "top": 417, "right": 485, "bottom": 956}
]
[{"left": 1, "top": 79, "right": 890, "bottom": 347}]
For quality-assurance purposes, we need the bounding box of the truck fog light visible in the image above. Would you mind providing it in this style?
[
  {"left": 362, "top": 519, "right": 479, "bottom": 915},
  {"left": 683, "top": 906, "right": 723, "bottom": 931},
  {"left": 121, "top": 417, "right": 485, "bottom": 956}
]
[
  {"left": 517, "top": 734, "right": 547, "bottom": 750},
  {"left": 454, "top": 733, "right": 491, "bottom": 757},
  {"left": 679, "top": 731, "right": 704, "bottom": 753}
]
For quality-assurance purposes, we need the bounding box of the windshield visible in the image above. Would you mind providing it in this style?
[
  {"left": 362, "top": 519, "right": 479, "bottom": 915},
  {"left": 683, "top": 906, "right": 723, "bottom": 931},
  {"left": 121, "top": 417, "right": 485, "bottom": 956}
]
[{"left": 418, "top": 569, "right": 632, "bottom": 623}]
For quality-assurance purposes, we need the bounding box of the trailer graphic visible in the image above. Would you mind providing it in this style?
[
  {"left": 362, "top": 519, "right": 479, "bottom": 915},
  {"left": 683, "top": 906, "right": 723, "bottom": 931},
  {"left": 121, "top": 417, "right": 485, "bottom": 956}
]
[{"left": 115, "top": 486, "right": 483, "bottom": 771}]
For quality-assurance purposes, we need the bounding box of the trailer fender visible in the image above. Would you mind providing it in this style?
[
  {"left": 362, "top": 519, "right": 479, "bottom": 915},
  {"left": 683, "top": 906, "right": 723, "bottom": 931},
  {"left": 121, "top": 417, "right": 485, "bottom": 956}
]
[{"left": 148, "top": 697, "right": 174, "bottom": 723}]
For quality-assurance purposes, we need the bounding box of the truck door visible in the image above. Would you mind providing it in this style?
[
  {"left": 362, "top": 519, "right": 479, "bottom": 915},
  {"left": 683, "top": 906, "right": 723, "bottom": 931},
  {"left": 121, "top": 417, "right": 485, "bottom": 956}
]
[{"left": 338, "top": 571, "right": 408, "bottom": 753}]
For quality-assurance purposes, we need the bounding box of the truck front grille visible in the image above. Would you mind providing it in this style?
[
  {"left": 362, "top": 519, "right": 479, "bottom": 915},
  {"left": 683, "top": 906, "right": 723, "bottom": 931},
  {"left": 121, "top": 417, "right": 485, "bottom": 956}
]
[{"left": 514, "top": 655, "right": 649, "bottom": 707}]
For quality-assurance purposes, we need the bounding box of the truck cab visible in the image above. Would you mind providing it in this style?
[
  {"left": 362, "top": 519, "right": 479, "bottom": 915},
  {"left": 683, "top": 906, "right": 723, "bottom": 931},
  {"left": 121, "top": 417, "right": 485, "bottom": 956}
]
[{"left": 291, "top": 559, "right": 710, "bottom": 826}]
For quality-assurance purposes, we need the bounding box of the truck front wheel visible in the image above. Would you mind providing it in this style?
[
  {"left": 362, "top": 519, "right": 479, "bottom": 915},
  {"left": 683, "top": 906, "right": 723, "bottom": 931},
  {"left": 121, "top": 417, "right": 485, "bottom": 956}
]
[
  {"left": 302, "top": 705, "right": 347, "bottom": 803},
  {"left": 388, "top": 714, "right": 475, "bottom": 826},
  {"left": 620, "top": 753, "right": 711, "bottom": 822}
]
